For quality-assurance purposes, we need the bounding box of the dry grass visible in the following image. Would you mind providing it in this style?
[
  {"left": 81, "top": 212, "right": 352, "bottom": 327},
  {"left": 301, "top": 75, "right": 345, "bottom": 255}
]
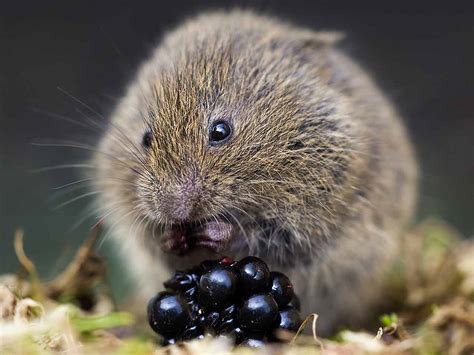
[{"left": 1, "top": 219, "right": 473, "bottom": 354}]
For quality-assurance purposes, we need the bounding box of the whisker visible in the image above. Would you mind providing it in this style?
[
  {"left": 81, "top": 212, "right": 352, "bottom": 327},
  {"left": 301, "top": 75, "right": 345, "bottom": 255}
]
[
  {"left": 68, "top": 198, "right": 130, "bottom": 234},
  {"left": 224, "top": 209, "right": 251, "bottom": 252},
  {"left": 31, "top": 163, "right": 94, "bottom": 173},
  {"left": 98, "top": 208, "right": 138, "bottom": 250},
  {"left": 48, "top": 183, "right": 91, "bottom": 202},
  {"left": 65, "top": 201, "right": 97, "bottom": 234},
  {"left": 52, "top": 175, "right": 145, "bottom": 190},
  {"left": 74, "top": 106, "right": 148, "bottom": 166},
  {"left": 32, "top": 107, "right": 104, "bottom": 134},
  {"left": 31, "top": 141, "right": 140, "bottom": 173},
  {"left": 52, "top": 190, "right": 102, "bottom": 210},
  {"left": 57, "top": 86, "right": 106, "bottom": 120},
  {"left": 52, "top": 178, "right": 94, "bottom": 190}
]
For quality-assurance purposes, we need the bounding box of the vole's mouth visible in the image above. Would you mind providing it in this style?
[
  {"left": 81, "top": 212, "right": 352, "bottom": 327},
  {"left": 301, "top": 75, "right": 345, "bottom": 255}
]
[{"left": 159, "top": 219, "right": 234, "bottom": 256}]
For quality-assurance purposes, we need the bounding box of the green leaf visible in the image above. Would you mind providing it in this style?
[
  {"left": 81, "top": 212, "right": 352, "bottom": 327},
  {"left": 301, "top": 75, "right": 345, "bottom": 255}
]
[
  {"left": 71, "top": 311, "right": 134, "bottom": 333},
  {"left": 379, "top": 312, "right": 398, "bottom": 327}
]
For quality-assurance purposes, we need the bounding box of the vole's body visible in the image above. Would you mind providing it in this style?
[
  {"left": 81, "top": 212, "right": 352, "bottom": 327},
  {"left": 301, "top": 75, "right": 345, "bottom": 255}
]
[{"left": 94, "top": 10, "right": 417, "bottom": 335}]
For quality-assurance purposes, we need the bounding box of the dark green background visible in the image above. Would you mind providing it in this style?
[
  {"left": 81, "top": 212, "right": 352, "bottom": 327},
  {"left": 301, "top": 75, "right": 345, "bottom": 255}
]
[{"left": 1, "top": 1, "right": 473, "bottom": 295}]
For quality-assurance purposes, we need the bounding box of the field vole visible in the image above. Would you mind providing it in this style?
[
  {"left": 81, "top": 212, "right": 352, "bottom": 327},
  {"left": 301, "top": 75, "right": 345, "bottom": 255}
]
[{"left": 93, "top": 10, "right": 417, "bottom": 335}]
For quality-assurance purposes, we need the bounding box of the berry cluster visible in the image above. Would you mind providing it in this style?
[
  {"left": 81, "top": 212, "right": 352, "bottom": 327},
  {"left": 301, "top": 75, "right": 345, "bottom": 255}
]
[{"left": 147, "top": 256, "right": 302, "bottom": 346}]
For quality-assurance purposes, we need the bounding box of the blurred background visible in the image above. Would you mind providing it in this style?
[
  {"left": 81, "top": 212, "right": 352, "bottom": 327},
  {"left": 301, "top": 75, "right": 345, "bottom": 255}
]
[{"left": 1, "top": 1, "right": 473, "bottom": 292}]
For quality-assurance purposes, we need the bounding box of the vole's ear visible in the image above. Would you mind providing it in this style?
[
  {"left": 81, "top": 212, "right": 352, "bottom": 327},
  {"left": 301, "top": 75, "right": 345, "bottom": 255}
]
[{"left": 290, "top": 30, "right": 345, "bottom": 85}]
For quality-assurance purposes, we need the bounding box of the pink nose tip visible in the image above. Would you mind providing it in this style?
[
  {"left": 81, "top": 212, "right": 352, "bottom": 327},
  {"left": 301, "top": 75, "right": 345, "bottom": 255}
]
[{"left": 166, "top": 199, "right": 196, "bottom": 221}]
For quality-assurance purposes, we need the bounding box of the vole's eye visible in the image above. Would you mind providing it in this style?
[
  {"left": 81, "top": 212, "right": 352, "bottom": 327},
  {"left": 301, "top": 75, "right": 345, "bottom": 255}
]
[
  {"left": 142, "top": 129, "right": 153, "bottom": 148},
  {"left": 209, "top": 121, "right": 232, "bottom": 145}
]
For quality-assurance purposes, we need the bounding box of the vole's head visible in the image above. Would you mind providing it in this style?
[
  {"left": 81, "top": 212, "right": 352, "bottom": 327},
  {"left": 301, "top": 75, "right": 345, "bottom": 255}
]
[{"left": 95, "top": 11, "right": 355, "bottom": 263}]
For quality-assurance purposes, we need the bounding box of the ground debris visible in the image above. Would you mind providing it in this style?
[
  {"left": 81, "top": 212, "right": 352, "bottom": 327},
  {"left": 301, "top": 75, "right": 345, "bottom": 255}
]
[{"left": 0, "top": 218, "right": 473, "bottom": 354}]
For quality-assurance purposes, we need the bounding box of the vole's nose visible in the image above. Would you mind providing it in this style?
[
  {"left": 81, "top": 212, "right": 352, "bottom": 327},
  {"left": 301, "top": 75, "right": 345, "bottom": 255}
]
[{"left": 161, "top": 180, "right": 202, "bottom": 222}]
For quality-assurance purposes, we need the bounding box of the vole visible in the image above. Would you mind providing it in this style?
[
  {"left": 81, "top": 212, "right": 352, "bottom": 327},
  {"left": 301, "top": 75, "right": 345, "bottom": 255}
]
[{"left": 93, "top": 10, "right": 417, "bottom": 335}]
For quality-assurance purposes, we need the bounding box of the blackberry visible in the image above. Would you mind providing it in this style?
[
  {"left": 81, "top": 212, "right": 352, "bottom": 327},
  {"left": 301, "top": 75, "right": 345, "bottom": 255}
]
[
  {"left": 228, "top": 326, "right": 245, "bottom": 344},
  {"left": 163, "top": 271, "right": 195, "bottom": 292},
  {"left": 237, "top": 256, "right": 270, "bottom": 295},
  {"left": 238, "top": 293, "right": 279, "bottom": 332},
  {"left": 201, "top": 311, "right": 220, "bottom": 330},
  {"left": 269, "top": 272, "right": 294, "bottom": 307},
  {"left": 198, "top": 265, "right": 238, "bottom": 309},
  {"left": 276, "top": 307, "right": 302, "bottom": 332},
  {"left": 148, "top": 256, "right": 303, "bottom": 346},
  {"left": 181, "top": 324, "right": 204, "bottom": 341},
  {"left": 147, "top": 292, "right": 191, "bottom": 337},
  {"left": 288, "top": 294, "right": 301, "bottom": 311}
]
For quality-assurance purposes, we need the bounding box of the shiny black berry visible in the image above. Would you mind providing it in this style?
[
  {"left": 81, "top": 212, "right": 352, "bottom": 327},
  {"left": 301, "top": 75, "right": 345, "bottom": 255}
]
[
  {"left": 237, "top": 256, "right": 270, "bottom": 295},
  {"left": 181, "top": 324, "right": 204, "bottom": 341},
  {"left": 220, "top": 304, "right": 236, "bottom": 322},
  {"left": 188, "top": 268, "right": 202, "bottom": 285},
  {"left": 228, "top": 326, "right": 245, "bottom": 344},
  {"left": 202, "top": 311, "right": 220, "bottom": 330},
  {"left": 198, "top": 259, "right": 220, "bottom": 274},
  {"left": 164, "top": 271, "right": 195, "bottom": 292},
  {"left": 147, "top": 291, "right": 191, "bottom": 337},
  {"left": 162, "top": 337, "right": 177, "bottom": 346},
  {"left": 288, "top": 294, "right": 301, "bottom": 311},
  {"left": 198, "top": 266, "right": 238, "bottom": 309},
  {"left": 218, "top": 318, "right": 237, "bottom": 334},
  {"left": 217, "top": 304, "right": 237, "bottom": 333},
  {"left": 277, "top": 307, "right": 302, "bottom": 332},
  {"left": 183, "top": 286, "right": 197, "bottom": 301},
  {"left": 269, "top": 272, "right": 294, "bottom": 307},
  {"left": 188, "top": 301, "right": 202, "bottom": 321},
  {"left": 238, "top": 293, "right": 279, "bottom": 333}
]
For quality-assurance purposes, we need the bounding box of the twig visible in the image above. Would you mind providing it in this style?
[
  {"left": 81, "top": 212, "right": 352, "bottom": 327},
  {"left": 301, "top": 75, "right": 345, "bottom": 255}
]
[
  {"left": 291, "top": 313, "right": 324, "bottom": 349},
  {"left": 46, "top": 223, "right": 102, "bottom": 296},
  {"left": 375, "top": 327, "right": 383, "bottom": 340},
  {"left": 13, "top": 229, "right": 43, "bottom": 300}
]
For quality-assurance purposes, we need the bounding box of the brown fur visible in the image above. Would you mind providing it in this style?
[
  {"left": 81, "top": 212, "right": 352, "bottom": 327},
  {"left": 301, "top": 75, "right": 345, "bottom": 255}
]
[{"left": 93, "top": 10, "right": 417, "bottom": 335}]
